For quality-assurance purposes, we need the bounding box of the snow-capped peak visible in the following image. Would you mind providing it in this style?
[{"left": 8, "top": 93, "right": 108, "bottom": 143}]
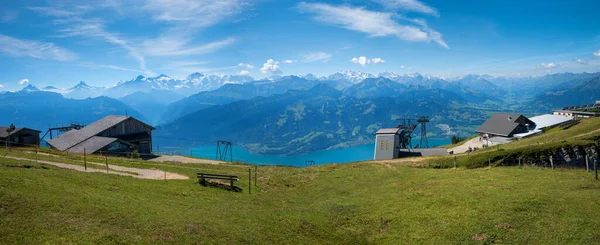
[{"left": 20, "top": 84, "right": 40, "bottom": 92}]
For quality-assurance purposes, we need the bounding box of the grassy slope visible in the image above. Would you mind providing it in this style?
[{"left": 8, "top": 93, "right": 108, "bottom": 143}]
[{"left": 1, "top": 118, "right": 600, "bottom": 244}]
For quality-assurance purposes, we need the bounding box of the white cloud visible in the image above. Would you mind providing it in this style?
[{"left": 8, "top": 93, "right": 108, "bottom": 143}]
[
  {"left": 76, "top": 62, "right": 145, "bottom": 73},
  {"left": 301, "top": 52, "right": 332, "bottom": 62},
  {"left": 371, "top": 0, "right": 439, "bottom": 16},
  {"left": 574, "top": 58, "right": 587, "bottom": 65},
  {"left": 540, "top": 62, "right": 558, "bottom": 69},
  {"left": 18, "top": 79, "right": 29, "bottom": 85},
  {"left": 0, "top": 35, "right": 78, "bottom": 61},
  {"left": 351, "top": 56, "right": 370, "bottom": 66},
  {"left": 57, "top": 22, "right": 153, "bottom": 75},
  {"left": 594, "top": 50, "right": 600, "bottom": 57},
  {"left": 282, "top": 60, "right": 294, "bottom": 64},
  {"left": 239, "top": 70, "right": 251, "bottom": 76},
  {"left": 1, "top": 10, "right": 19, "bottom": 22},
  {"left": 29, "top": 1, "right": 250, "bottom": 75},
  {"left": 238, "top": 63, "right": 254, "bottom": 69},
  {"left": 297, "top": 2, "right": 448, "bottom": 48},
  {"left": 260, "top": 59, "right": 282, "bottom": 74},
  {"left": 351, "top": 56, "right": 385, "bottom": 66},
  {"left": 371, "top": 57, "right": 385, "bottom": 64},
  {"left": 141, "top": 36, "right": 236, "bottom": 56},
  {"left": 141, "top": 0, "right": 249, "bottom": 29},
  {"left": 0, "top": 83, "right": 4, "bottom": 89},
  {"left": 400, "top": 65, "right": 405, "bottom": 69}
]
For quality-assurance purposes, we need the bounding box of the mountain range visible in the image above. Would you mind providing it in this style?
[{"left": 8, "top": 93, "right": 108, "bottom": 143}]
[{"left": 3, "top": 70, "right": 600, "bottom": 155}]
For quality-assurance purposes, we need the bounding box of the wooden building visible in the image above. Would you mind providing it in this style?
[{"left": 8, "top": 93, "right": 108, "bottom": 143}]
[
  {"left": 0, "top": 126, "right": 41, "bottom": 146},
  {"left": 475, "top": 113, "right": 535, "bottom": 138},
  {"left": 47, "top": 115, "right": 155, "bottom": 155}
]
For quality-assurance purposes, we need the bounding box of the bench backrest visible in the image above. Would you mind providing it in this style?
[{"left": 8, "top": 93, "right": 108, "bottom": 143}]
[{"left": 197, "top": 173, "right": 239, "bottom": 180}]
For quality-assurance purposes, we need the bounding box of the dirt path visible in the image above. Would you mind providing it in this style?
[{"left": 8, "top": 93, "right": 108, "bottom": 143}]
[
  {"left": 448, "top": 137, "right": 486, "bottom": 154},
  {"left": 574, "top": 128, "right": 600, "bottom": 138},
  {"left": 148, "top": 155, "right": 225, "bottom": 165},
  {"left": 4, "top": 156, "right": 189, "bottom": 180}
]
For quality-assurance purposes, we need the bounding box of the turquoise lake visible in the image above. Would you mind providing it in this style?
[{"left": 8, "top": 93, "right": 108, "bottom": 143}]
[{"left": 182, "top": 138, "right": 451, "bottom": 167}]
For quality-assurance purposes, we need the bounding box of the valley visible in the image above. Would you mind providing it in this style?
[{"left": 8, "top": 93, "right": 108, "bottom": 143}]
[{"left": 2, "top": 71, "right": 600, "bottom": 156}]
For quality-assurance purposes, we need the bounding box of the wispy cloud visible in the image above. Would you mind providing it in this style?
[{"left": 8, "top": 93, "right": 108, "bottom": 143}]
[
  {"left": 28, "top": 0, "right": 251, "bottom": 75},
  {"left": 574, "top": 58, "right": 587, "bottom": 65},
  {"left": 371, "top": 0, "right": 439, "bottom": 17},
  {"left": 28, "top": 6, "right": 86, "bottom": 17},
  {"left": 301, "top": 52, "right": 332, "bottom": 62},
  {"left": 351, "top": 56, "right": 385, "bottom": 66},
  {"left": 141, "top": 36, "right": 236, "bottom": 56},
  {"left": 140, "top": 0, "right": 250, "bottom": 29},
  {"left": 540, "top": 62, "right": 559, "bottom": 69},
  {"left": 58, "top": 22, "right": 153, "bottom": 75},
  {"left": 1, "top": 10, "right": 19, "bottom": 22},
  {"left": 297, "top": 2, "right": 448, "bottom": 48},
  {"left": 260, "top": 59, "right": 282, "bottom": 74},
  {"left": 282, "top": 60, "right": 294, "bottom": 64},
  {"left": 594, "top": 49, "right": 600, "bottom": 57},
  {"left": 0, "top": 34, "right": 78, "bottom": 61},
  {"left": 239, "top": 70, "right": 251, "bottom": 76},
  {"left": 76, "top": 62, "right": 145, "bottom": 73},
  {"left": 18, "top": 79, "right": 29, "bottom": 85},
  {"left": 238, "top": 63, "right": 254, "bottom": 69}
]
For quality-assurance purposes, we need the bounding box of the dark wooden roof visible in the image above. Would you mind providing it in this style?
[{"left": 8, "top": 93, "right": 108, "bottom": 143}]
[
  {"left": 0, "top": 127, "right": 41, "bottom": 138},
  {"left": 65, "top": 136, "right": 119, "bottom": 154},
  {"left": 475, "top": 113, "right": 534, "bottom": 137},
  {"left": 47, "top": 115, "right": 153, "bottom": 151}
]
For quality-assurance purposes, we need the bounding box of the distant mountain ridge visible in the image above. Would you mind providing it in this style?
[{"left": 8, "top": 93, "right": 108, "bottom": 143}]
[
  {"left": 0, "top": 90, "right": 145, "bottom": 133},
  {"left": 156, "top": 83, "right": 488, "bottom": 155}
]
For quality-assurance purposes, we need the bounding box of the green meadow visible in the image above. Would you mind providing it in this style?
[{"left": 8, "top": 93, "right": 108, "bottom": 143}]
[{"left": 1, "top": 118, "right": 600, "bottom": 244}]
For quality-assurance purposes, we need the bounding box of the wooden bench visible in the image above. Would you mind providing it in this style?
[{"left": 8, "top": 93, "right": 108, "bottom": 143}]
[{"left": 197, "top": 173, "right": 239, "bottom": 189}]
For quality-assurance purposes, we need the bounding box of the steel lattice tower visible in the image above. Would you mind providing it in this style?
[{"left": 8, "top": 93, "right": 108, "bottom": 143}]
[{"left": 417, "top": 116, "right": 429, "bottom": 148}]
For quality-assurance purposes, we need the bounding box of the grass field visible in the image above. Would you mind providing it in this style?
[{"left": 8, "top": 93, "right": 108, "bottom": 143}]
[{"left": 1, "top": 118, "right": 600, "bottom": 244}]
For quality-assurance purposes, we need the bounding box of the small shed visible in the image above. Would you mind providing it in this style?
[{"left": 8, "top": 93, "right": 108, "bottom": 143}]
[
  {"left": 0, "top": 126, "right": 41, "bottom": 146},
  {"left": 374, "top": 128, "right": 401, "bottom": 160}
]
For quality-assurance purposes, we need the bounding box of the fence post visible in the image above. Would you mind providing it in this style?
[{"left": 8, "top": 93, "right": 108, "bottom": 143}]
[
  {"left": 254, "top": 165, "right": 257, "bottom": 187},
  {"left": 248, "top": 168, "right": 251, "bottom": 194},
  {"left": 84, "top": 148, "right": 87, "bottom": 171},
  {"left": 595, "top": 158, "right": 598, "bottom": 180},
  {"left": 35, "top": 147, "right": 38, "bottom": 163},
  {"left": 453, "top": 156, "right": 457, "bottom": 168},
  {"left": 488, "top": 158, "right": 491, "bottom": 168},
  {"left": 550, "top": 156, "right": 554, "bottom": 170},
  {"left": 585, "top": 155, "right": 590, "bottom": 172},
  {"left": 105, "top": 155, "right": 109, "bottom": 174},
  {"left": 518, "top": 158, "right": 521, "bottom": 167}
]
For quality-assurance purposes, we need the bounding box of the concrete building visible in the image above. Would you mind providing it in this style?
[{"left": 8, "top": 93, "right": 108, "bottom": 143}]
[
  {"left": 0, "top": 126, "right": 41, "bottom": 146},
  {"left": 373, "top": 128, "right": 401, "bottom": 160},
  {"left": 553, "top": 100, "right": 600, "bottom": 118},
  {"left": 47, "top": 115, "right": 155, "bottom": 155}
]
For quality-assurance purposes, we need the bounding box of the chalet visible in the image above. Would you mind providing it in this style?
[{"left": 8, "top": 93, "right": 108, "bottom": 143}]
[
  {"left": 47, "top": 115, "right": 155, "bottom": 155},
  {"left": 0, "top": 126, "right": 41, "bottom": 146},
  {"left": 475, "top": 114, "right": 535, "bottom": 138}
]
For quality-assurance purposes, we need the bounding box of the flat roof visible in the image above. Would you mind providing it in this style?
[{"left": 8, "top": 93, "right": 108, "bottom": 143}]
[
  {"left": 529, "top": 114, "right": 573, "bottom": 130},
  {"left": 375, "top": 128, "right": 401, "bottom": 134}
]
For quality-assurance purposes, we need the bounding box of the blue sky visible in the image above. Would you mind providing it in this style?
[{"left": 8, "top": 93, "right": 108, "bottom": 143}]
[{"left": 1, "top": 0, "right": 600, "bottom": 90}]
